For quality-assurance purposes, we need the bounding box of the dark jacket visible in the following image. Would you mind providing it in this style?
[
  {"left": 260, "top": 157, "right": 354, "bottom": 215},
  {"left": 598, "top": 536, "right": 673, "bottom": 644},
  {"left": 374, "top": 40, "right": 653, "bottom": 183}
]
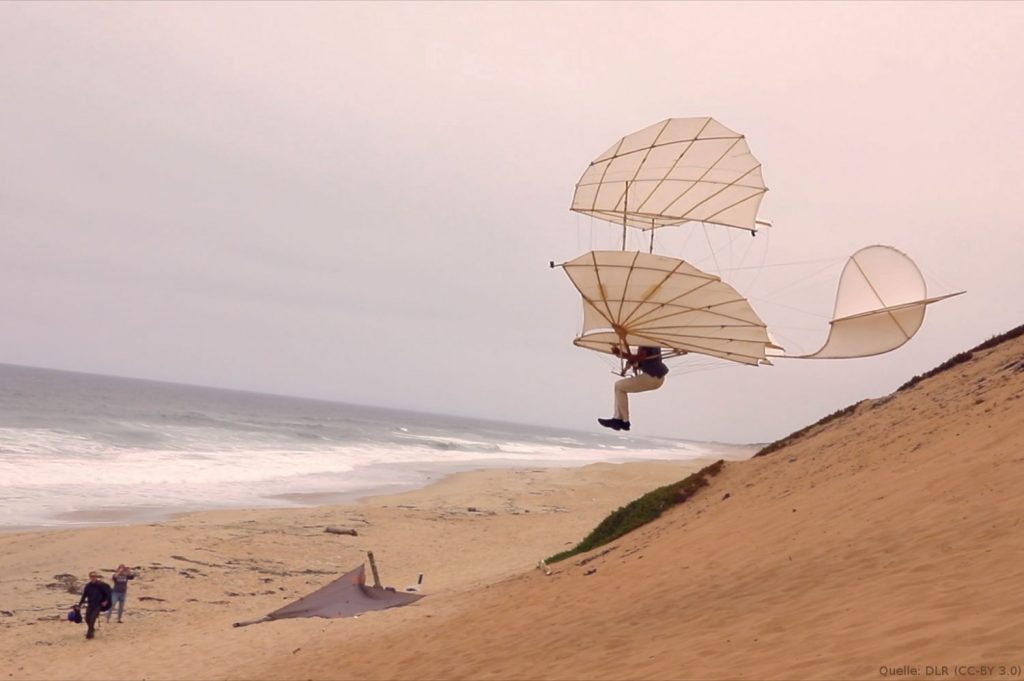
[
  {"left": 79, "top": 581, "right": 112, "bottom": 609},
  {"left": 638, "top": 347, "right": 669, "bottom": 378}
]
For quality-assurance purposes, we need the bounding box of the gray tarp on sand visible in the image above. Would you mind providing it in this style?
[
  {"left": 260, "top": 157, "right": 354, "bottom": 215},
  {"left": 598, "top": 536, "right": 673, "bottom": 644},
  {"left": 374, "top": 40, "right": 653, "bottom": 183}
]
[{"left": 235, "top": 564, "right": 423, "bottom": 626}]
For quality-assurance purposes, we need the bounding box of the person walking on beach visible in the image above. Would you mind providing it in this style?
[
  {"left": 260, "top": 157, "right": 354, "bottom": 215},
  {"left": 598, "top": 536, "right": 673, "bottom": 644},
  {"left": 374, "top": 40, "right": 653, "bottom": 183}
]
[
  {"left": 598, "top": 345, "right": 671, "bottom": 432},
  {"left": 107, "top": 564, "right": 135, "bottom": 623},
  {"left": 78, "top": 571, "right": 112, "bottom": 640}
]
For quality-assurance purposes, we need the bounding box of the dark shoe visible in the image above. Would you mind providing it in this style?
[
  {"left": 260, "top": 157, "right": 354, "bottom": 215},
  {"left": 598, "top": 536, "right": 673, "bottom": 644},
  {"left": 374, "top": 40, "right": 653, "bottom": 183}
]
[
  {"left": 86, "top": 629, "right": 94, "bottom": 639},
  {"left": 598, "top": 418, "right": 623, "bottom": 431},
  {"left": 620, "top": 421, "right": 631, "bottom": 431}
]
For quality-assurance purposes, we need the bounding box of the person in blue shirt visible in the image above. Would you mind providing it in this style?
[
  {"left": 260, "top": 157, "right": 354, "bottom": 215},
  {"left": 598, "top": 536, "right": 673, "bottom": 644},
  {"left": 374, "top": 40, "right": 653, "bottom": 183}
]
[
  {"left": 598, "top": 345, "right": 670, "bottom": 432},
  {"left": 107, "top": 564, "right": 136, "bottom": 623}
]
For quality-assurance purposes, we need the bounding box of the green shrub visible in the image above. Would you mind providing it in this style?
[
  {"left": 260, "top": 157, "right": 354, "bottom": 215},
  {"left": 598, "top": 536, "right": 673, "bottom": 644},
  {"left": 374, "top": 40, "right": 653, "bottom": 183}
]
[{"left": 546, "top": 460, "right": 724, "bottom": 564}]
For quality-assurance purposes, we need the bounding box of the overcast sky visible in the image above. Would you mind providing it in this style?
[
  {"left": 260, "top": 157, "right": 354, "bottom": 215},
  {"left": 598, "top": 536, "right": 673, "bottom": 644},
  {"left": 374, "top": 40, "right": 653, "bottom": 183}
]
[{"left": 2, "top": 2, "right": 1021, "bottom": 444}]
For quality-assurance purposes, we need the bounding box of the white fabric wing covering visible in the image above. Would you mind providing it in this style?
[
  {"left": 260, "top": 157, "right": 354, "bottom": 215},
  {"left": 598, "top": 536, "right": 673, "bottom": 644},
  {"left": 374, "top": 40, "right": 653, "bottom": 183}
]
[
  {"left": 571, "top": 117, "right": 768, "bottom": 232},
  {"left": 561, "top": 250, "right": 777, "bottom": 366},
  {"left": 800, "top": 245, "right": 963, "bottom": 359}
]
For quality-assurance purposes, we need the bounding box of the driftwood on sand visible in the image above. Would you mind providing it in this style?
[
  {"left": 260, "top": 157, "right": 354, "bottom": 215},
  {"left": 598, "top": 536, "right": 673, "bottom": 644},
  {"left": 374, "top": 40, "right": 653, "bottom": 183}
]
[{"left": 324, "top": 527, "right": 359, "bottom": 536}]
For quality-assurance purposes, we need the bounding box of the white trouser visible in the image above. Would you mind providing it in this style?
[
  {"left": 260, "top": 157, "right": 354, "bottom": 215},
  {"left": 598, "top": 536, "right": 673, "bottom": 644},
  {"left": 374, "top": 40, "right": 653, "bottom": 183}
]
[{"left": 614, "top": 374, "right": 665, "bottom": 422}]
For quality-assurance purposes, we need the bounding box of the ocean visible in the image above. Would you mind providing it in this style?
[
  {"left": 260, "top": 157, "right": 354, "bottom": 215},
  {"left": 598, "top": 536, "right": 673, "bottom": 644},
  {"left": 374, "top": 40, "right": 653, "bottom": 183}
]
[{"left": 0, "top": 363, "right": 747, "bottom": 531}]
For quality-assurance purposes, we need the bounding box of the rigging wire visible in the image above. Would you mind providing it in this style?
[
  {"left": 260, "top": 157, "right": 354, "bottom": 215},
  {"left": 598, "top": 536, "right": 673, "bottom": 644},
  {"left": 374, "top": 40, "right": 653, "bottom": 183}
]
[
  {"left": 701, "top": 222, "right": 723, "bottom": 276},
  {"left": 752, "top": 258, "right": 844, "bottom": 304},
  {"left": 568, "top": 206, "right": 845, "bottom": 371},
  {"left": 917, "top": 260, "right": 962, "bottom": 298},
  {"left": 738, "top": 226, "right": 770, "bottom": 297},
  {"left": 714, "top": 256, "right": 840, "bottom": 272}
]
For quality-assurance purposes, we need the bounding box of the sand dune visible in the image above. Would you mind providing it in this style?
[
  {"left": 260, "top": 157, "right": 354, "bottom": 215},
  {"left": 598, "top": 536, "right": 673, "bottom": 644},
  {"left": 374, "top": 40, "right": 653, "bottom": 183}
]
[
  {"left": 236, "top": 329, "right": 1024, "bottom": 680},
  {"left": 4, "top": 329, "right": 1023, "bottom": 680}
]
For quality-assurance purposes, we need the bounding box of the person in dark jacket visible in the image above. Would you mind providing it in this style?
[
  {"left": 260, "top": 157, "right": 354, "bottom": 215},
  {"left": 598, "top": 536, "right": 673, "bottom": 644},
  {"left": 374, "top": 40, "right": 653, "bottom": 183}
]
[
  {"left": 598, "top": 345, "right": 672, "bottom": 431},
  {"left": 78, "top": 571, "right": 112, "bottom": 640},
  {"left": 107, "top": 564, "right": 135, "bottom": 623}
]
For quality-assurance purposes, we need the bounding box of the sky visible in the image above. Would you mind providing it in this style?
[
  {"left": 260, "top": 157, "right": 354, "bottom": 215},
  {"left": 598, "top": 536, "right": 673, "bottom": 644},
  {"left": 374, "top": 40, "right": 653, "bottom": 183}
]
[{"left": 2, "top": 2, "right": 1022, "bottom": 444}]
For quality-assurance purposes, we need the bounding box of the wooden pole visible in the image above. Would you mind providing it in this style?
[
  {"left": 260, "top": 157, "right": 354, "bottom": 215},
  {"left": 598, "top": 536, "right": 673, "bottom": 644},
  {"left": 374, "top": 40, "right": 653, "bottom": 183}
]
[
  {"left": 232, "top": 615, "right": 272, "bottom": 628},
  {"left": 622, "top": 182, "right": 629, "bottom": 251},
  {"left": 367, "top": 550, "right": 382, "bottom": 588}
]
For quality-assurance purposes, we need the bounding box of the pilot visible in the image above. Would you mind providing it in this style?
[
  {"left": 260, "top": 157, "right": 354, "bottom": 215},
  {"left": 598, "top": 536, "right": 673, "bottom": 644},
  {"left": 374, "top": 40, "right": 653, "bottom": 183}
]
[{"left": 598, "top": 345, "right": 670, "bottom": 431}]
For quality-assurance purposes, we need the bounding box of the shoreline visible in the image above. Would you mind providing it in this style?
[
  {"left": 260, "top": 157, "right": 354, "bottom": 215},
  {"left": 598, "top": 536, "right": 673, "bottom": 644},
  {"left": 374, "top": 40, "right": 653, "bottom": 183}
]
[{"left": 2, "top": 449, "right": 753, "bottom": 534}]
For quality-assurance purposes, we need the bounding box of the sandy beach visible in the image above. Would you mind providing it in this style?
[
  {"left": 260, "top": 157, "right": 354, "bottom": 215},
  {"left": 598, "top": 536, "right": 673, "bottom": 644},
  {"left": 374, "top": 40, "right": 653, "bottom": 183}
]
[
  {"left": 0, "top": 459, "right": 717, "bottom": 681},
  {"left": 4, "top": 332, "right": 1024, "bottom": 680}
]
